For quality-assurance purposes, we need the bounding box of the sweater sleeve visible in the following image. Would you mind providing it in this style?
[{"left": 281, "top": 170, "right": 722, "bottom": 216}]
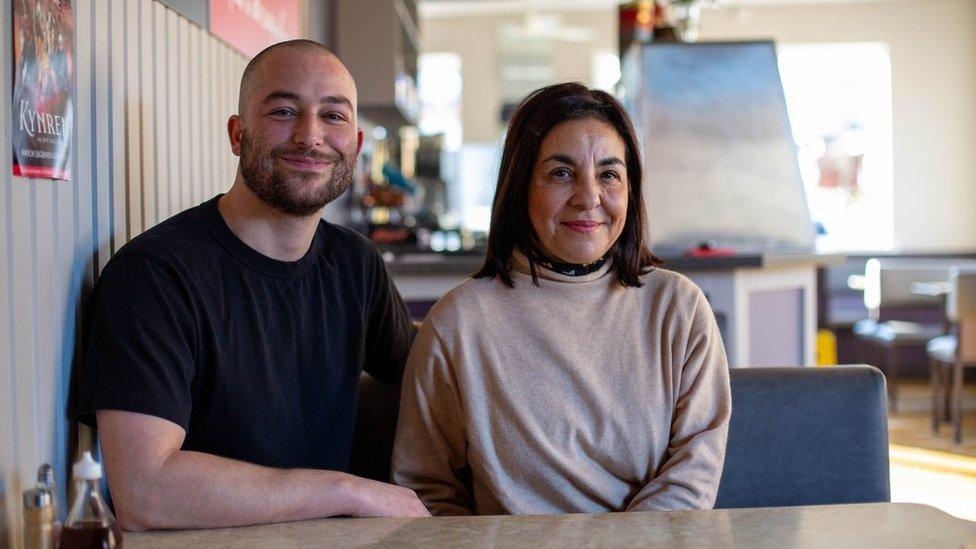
[
  {"left": 391, "top": 321, "right": 474, "bottom": 516},
  {"left": 626, "top": 289, "right": 732, "bottom": 511}
]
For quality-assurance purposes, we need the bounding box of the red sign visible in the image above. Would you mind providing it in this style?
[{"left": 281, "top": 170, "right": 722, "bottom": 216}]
[{"left": 210, "top": 0, "right": 303, "bottom": 58}]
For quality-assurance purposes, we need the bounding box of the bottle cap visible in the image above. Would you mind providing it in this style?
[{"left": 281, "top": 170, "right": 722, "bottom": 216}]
[
  {"left": 72, "top": 451, "right": 103, "bottom": 480},
  {"left": 37, "top": 463, "right": 55, "bottom": 489}
]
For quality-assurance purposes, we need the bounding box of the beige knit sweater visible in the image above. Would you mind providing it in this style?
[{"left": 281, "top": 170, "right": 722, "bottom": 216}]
[{"left": 391, "top": 256, "right": 731, "bottom": 515}]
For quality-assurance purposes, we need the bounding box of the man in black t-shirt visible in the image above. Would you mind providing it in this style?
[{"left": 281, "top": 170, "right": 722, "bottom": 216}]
[{"left": 68, "top": 40, "right": 430, "bottom": 529}]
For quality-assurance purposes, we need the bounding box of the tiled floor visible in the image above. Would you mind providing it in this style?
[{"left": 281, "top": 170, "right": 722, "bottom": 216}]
[{"left": 887, "top": 381, "right": 976, "bottom": 522}]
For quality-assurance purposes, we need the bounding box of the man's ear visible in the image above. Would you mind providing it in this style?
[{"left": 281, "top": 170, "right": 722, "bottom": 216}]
[
  {"left": 356, "top": 128, "right": 364, "bottom": 157},
  {"left": 228, "top": 115, "right": 244, "bottom": 157}
]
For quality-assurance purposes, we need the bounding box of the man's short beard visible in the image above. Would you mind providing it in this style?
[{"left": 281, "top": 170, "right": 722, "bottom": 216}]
[{"left": 239, "top": 131, "right": 354, "bottom": 217}]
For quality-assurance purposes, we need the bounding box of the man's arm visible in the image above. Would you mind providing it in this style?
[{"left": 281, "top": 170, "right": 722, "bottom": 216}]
[{"left": 98, "top": 410, "right": 430, "bottom": 531}]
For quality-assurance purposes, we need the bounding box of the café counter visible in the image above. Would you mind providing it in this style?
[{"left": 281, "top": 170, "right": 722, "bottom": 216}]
[
  {"left": 388, "top": 252, "right": 843, "bottom": 367},
  {"left": 127, "top": 503, "right": 975, "bottom": 548}
]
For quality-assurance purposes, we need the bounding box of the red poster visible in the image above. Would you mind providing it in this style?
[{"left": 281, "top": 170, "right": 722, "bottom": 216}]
[
  {"left": 210, "top": 0, "right": 303, "bottom": 58},
  {"left": 11, "top": 0, "right": 75, "bottom": 180}
]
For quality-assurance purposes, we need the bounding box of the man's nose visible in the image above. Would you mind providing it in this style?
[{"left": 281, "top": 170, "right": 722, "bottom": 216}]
[
  {"left": 292, "top": 114, "right": 324, "bottom": 148},
  {"left": 571, "top": 175, "right": 601, "bottom": 210}
]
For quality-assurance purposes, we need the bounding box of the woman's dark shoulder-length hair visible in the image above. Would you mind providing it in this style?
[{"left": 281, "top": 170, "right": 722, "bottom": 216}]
[{"left": 473, "top": 82, "right": 662, "bottom": 288}]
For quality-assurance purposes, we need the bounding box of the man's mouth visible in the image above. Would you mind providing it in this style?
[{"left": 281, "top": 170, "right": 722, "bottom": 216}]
[{"left": 276, "top": 153, "right": 337, "bottom": 170}]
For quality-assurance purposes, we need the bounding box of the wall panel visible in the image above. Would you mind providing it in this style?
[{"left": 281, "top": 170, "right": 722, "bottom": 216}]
[
  {"left": 0, "top": 3, "right": 16, "bottom": 544},
  {"left": 166, "top": 8, "right": 180, "bottom": 217},
  {"left": 92, "top": 0, "right": 112, "bottom": 273},
  {"left": 30, "top": 180, "right": 58, "bottom": 505},
  {"left": 110, "top": 0, "right": 128, "bottom": 251},
  {"left": 189, "top": 25, "right": 202, "bottom": 205},
  {"left": 153, "top": 1, "right": 170, "bottom": 221},
  {"left": 140, "top": 0, "right": 157, "bottom": 230},
  {"left": 0, "top": 1, "right": 246, "bottom": 545},
  {"left": 8, "top": 157, "right": 37, "bottom": 549},
  {"left": 178, "top": 17, "right": 191, "bottom": 211},
  {"left": 52, "top": 143, "right": 78, "bottom": 523},
  {"left": 202, "top": 35, "right": 214, "bottom": 200},
  {"left": 70, "top": 0, "right": 97, "bottom": 499},
  {"left": 125, "top": 0, "right": 144, "bottom": 238}
]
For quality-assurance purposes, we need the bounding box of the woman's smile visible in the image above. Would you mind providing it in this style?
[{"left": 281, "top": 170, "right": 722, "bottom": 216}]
[{"left": 560, "top": 220, "right": 603, "bottom": 233}]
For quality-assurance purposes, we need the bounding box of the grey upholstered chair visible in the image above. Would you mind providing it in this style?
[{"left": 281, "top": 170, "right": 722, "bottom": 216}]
[
  {"left": 852, "top": 259, "right": 955, "bottom": 412},
  {"left": 928, "top": 270, "right": 976, "bottom": 443},
  {"left": 351, "top": 365, "right": 891, "bottom": 509},
  {"left": 713, "top": 365, "right": 890, "bottom": 508}
]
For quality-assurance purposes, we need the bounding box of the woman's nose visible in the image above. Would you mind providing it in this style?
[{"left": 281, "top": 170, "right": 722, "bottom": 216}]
[{"left": 571, "top": 175, "right": 601, "bottom": 210}]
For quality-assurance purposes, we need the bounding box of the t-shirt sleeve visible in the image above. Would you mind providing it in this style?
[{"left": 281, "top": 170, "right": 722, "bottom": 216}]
[
  {"left": 361, "top": 245, "right": 415, "bottom": 384},
  {"left": 626, "top": 285, "right": 732, "bottom": 511},
  {"left": 68, "top": 251, "right": 197, "bottom": 431}
]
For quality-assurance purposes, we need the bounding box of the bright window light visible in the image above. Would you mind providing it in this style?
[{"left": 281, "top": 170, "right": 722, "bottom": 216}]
[
  {"left": 777, "top": 42, "right": 894, "bottom": 253},
  {"left": 418, "top": 52, "right": 463, "bottom": 151},
  {"left": 591, "top": 50, "right": 621, "bottom": 92}
]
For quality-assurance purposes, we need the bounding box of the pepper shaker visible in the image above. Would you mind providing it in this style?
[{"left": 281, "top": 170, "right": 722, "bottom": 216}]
[{"left": 22, "top": 484, "right": 56, "bottom": 549}]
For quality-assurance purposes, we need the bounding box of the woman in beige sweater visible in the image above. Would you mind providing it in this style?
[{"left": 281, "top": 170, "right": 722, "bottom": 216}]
[{"left": 392, "top": 83, "right": 731, "bottom": 515}]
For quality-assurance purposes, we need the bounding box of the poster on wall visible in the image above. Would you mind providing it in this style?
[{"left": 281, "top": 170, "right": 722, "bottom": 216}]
[
  {"left": 11, "top": 0, "right": 75, "bottom": 180},
  {"left": 210, "top": 0, "right": 302, "bottom": 59}
]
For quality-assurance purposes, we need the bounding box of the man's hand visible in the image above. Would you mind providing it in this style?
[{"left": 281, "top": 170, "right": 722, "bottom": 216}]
[{"left": 343, "top": 476, "right": 431, "bottom": 517}]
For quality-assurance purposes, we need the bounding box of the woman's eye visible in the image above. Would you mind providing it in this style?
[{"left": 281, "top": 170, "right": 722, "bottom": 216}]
[
  {"left": 550, "top": 168, "right": 572, "bottom": 179},
  {"left": 600, "top": 170, "right": 620, "bottom": 181}
]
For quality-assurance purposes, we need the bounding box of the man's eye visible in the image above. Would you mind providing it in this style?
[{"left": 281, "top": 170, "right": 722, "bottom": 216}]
[
  {"left": 271, "top": 108, "right": 296, "bottom": 117},
  {"left": 322, "top": 112, "right": 346, "bottom": 122}
]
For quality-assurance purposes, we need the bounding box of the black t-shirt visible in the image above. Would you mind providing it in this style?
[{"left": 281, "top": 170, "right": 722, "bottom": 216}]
[{"left": 69, "top": 195, "right": 414, "bottom": 471}]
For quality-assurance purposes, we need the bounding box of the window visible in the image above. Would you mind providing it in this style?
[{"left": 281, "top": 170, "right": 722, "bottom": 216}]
[
  {"left": 418, "top": 52, "right": 463, "bottom": 151},
  {"left": 777, "top": 43, "right": 894, "bottom": 252}
]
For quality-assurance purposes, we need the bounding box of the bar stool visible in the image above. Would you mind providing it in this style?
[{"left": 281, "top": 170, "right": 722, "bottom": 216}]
[
  {"left": 928, "top": 270, "right": 976, "bottom": 443},
  {"left": 853, "top": 259, "right": 950, "bottom": 412}
]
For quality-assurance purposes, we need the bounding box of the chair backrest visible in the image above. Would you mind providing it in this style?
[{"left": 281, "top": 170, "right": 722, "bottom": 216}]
[
  {"left": 952, "top": 271, "right": 976, "bottom": 363},
  {"left": 714, "top": 365, "right": 890, "bottom": 508},
  {"left": 863, "top": 258, "right": 956, "bottom": 312},
  {"left": 348, "top": 374, "right": 402, "bottom": 482}
]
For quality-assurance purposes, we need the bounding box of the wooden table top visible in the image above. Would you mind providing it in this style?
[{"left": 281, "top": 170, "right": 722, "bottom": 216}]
[{"left": 127, "top": 502, "right": 976, "bottom": 548}]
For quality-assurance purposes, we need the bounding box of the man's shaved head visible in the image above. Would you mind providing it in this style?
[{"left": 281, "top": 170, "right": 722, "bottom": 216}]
[
  {"left": 237, "top": 39, "right": 352, "bottom": 115},
  {"left": 228, "top": 39, "right": 362, "bottom": 217}
]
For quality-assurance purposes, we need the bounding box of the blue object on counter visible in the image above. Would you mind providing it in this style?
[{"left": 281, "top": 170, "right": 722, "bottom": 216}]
[{"left": 382, "top": 163, "right": 417, "bottom": 195}]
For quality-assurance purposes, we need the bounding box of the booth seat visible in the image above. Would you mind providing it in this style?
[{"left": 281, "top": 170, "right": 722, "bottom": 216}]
[{"left": 350, "top": 365, "right": 890, "bottom": 510}]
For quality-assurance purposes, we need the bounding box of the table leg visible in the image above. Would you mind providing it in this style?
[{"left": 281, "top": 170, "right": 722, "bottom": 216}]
[
  {"left": 930, "top": 357, "right": 941, "bottom": 433},
  {"left": 952, "top": 358, "right": 963, "bottom": 444},
  {"left": 943, "top": 362, "right": 952, "bottom": 422},
  {"left": 888, "top": 345, "right": 899, "bottom": 414}
]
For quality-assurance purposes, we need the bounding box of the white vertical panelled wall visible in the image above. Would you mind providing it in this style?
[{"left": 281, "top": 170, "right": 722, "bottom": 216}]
[{"left": 0, "top": 1, "right": 246, "bottom": 546}]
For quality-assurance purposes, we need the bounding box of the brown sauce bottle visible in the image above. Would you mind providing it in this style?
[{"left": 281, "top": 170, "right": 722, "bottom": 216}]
[
  {"left": 58, "top": 522, "right": 122, "bottom": 549},
  {"left": 58, "top": 452, "right": 122, "bottom": 549}
]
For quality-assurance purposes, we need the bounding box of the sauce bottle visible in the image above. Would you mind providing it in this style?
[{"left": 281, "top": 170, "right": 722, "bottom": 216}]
[{"left": 58, "top": 452, "right": 122, "bottom": 549}]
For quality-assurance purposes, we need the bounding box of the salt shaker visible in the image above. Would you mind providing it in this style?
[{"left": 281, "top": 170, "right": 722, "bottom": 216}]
[{"left": 23, "top": 462, "right": 61, "bottom": 549}]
